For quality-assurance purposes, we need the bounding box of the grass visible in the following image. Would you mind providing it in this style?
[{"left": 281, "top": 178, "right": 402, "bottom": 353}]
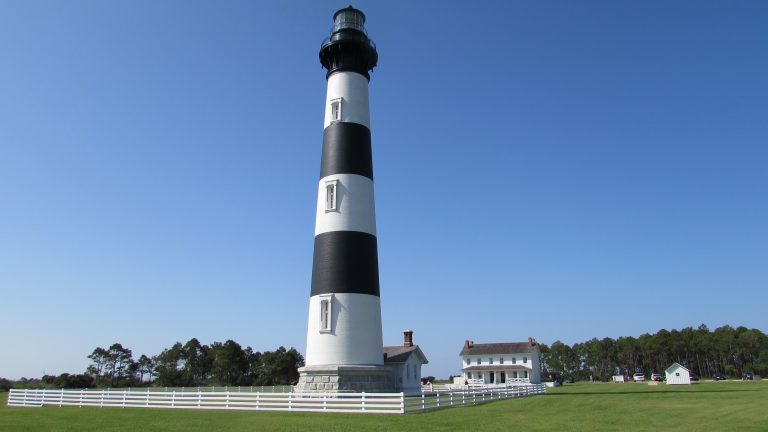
[{"left": 2, "top": 381, "right": 767, "bottom": 431}]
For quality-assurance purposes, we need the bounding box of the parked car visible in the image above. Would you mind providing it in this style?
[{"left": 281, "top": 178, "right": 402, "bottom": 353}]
[
  {"left": 712, "top": 373, "right": 727, "bottom": 381},
  {"left": 743, "top": 372, "right": 754, "bottom": 381},
  {"left": 651, "top": 373, "right": 663, "bottom": 382},
  {"left": 633, "top": 373, "right": 645, "bottom": 382},
  {"left": 565, "top": 377, "right": 575, "bottom": 383},
  {"left": 690, "top": 373, "right": 699, "bottom": 381}
]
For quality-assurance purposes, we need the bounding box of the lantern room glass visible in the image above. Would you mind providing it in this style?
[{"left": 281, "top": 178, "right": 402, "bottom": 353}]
[{"left": 333, "top": 9, "right": 366, "bottom": 33}]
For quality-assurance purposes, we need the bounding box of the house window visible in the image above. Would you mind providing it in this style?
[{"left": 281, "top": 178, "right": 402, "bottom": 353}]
[
  {"left": 325, "top": 180, "right": 338, "bottom": 212},
  {"left": 512, "top": 357, "right": 516, "bottom": 364},
  {"left": 676, "top": 372, "right": 680, "bottom": 376},
  {"left": 523, "top": 357, "right": 528, "bottom": 363},
  {"left": 319, "top": 295, "right": 332, "bottom": 332},
  {"left": 476, "top": 358, "right": 480, "bottom": 365},
  {"left": 524, "top": 371, "right": 529, "bottom": 379},
  {"left": 467, "top": 372, "right": 472, "bottom": 379},
  {"left": 500, "top": 357, "right": 504, "bottom": 364},
  {"left": 330, "top": 98, "right": 342, "bottom": 122},
  {"left": 465, "top": 358, "right": 470, "bottom": 366},
  {"left": 478, "top": 373, "right": 483, "bottom": 379},
  {"left": 489, "top": 357, "right": 494, "bottom": 365}
]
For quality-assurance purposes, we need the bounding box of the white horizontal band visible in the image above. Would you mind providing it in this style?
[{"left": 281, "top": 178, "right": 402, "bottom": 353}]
[
  {"left": 324, "top": 72, "right": 370, "bottom": 129},
  {"left": 315, "top": 173, "right": 376, "bottom": 237}
]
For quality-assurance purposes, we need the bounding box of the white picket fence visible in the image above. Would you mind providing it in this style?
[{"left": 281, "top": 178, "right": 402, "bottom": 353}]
[
  {"left": 406, "top": 384, "right": 547, "bottom": 412},
  {"left": 7, "top": 384, "right": 546, "bottom": 414}
]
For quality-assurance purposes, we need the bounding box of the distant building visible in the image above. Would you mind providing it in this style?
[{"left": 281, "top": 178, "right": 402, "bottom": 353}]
[
  {"left": 665, "top": 362, "right": 691, "bottom": 385},
  {"left": 459, "top": 338, "right": 541, "bottom": 385},
  {"left": 384, "top": 330, "right": 429, "bottom": 393}
]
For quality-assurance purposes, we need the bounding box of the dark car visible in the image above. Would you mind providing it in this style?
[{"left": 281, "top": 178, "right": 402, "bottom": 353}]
[
  {"left": 743, "top": 372, "right": 754, "bottom": 381},
  {"left": 712, "top": 373, "right": 727, "bottom": 381},
  {"left": 565, "top": 377, "right": 575, "bottom": 383},
  {"left": 690, "top": 373, "right": 699, "bottom": 381}
]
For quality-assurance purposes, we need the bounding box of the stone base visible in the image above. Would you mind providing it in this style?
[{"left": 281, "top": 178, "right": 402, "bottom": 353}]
[{"left": 296, "top": 365, "right": 395, "bottom": 393}]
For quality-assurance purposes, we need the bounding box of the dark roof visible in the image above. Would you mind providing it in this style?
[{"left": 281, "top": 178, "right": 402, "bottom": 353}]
[
  {"left": 460, "top": 342, "right": 536, "bottom": 356},
  {"left": 383, "top": 345, "right": 429, "bottom": 364},
  {"left": 462, "top": 365, "right": 530, "bottom": 371}
]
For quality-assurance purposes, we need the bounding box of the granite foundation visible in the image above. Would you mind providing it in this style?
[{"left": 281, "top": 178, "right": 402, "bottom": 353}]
[{"left": 296, "top": 365, "right": 395, "bottom": 393}]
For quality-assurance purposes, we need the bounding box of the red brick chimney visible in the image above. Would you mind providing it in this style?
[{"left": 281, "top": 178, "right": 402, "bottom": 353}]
[
  {"left": 528, "top": 337, "right": 536, "bottom": 347},
  {"left": 404, "top": 330, "right": 414, "bottom": 347}
]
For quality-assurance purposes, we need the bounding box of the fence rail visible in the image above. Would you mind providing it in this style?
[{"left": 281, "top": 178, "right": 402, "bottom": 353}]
[
  {"left": 406, "top": 384, "right": 547, "bottom": 412},
  {"left": 8, "top": 384, "right": 546, "bottom": 414}
]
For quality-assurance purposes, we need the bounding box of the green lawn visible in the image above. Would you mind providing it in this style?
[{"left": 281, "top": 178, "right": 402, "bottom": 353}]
[{"left": 2, "top": 381, "right": 767, "bottom": 431}]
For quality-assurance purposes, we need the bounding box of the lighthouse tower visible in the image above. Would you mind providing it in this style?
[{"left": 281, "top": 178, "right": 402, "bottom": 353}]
[{"left": 297, "top": 6, "right": 392, "bottom": 393}]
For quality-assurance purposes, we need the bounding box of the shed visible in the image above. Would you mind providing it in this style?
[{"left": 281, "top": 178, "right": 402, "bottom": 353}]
[
  {"left": 665, "top": 362, "right": 691, "bottom": 385},
  {"left": 383, "top": 330, "right": 429, "bottom": 394}
]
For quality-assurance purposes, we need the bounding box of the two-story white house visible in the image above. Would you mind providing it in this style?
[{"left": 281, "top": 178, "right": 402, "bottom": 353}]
[{"left": 459, "top": 338, "right": 541, "bottom": 385}]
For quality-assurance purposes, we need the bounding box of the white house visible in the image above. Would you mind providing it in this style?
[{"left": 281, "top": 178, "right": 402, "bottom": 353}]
[
  {"left": 383, "top": 330, "right": 429, "bottom": 394},
  {"left": 459, "top": 338, "right": 541, "bottom": 385},
  {"left": 665, "top": 362, "right": 691, "bottom": 385}
]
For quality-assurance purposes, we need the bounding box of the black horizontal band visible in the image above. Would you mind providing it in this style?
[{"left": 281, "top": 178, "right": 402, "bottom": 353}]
[
  {"left": 311, "top": 231, "right": 380, "bottom": 297},
  {"left": 321, "top": 122, "right": 373, "bottom": 180}
]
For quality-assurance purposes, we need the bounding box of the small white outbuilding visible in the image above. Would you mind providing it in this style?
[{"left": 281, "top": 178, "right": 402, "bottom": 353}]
[{"left": 665, "top": 362, "right": 691, "bottom": 385}]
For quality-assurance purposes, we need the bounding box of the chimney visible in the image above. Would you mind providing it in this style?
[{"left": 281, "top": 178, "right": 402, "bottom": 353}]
[
  {"left": 403, "top": 330, "right": 414, "bottom": 347},
  {"left": 528, "top": 337, "right": 535, "bottom": 346}
]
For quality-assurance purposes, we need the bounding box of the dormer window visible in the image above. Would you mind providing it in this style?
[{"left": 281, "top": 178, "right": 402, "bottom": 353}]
[
  {"left": 330, "top": 98, "right": 342, "bottom": 122},
  {"left": 325, "top": 179, "right": 338, "bottom": 212}
]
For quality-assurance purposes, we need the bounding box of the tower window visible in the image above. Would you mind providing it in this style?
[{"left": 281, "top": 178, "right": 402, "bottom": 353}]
[
  {"left": 319, "top": 295, "right": 332, "bottom": 332},
  {"left": 330, "top": 98, "right": 342, "bottom": 122},
  {"left": 325, "top": 179, "right": 338, "bottom": 212}
]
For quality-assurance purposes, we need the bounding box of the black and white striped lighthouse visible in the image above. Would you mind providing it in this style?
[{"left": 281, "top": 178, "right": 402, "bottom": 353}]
[{"left": 298, "top": 6, "right": 392, "bottom": 392}]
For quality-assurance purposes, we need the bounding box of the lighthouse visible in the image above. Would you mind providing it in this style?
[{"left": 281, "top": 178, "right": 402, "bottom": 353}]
[{"left": 297, "top": 6, "right": 393, "bottom": 392}]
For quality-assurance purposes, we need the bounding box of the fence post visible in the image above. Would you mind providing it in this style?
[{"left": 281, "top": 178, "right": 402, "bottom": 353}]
[
  {"left": 421, "top": 392, "right": 425, "bottom": 411},
  {"left": 361, "top": 392, "right": 366, "bottom": 412}
]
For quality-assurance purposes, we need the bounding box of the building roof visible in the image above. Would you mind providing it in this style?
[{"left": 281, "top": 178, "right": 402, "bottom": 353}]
[
  {"left": 383, "top": 345, "right": 429, "bottom": 364},
  {"left": 460, "top": 342, "right": 537, "bottom": 356},
  {"left": 462, "top": 365, "right": 530, "bottom": 371},
  {"left": 665, "top": 362, "right": 689, "bottom": 373}
]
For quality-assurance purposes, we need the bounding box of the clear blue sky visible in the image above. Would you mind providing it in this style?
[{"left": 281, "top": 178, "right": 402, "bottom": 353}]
[{"left": 1, "top": 0, "right": 766, "bottom": 380}]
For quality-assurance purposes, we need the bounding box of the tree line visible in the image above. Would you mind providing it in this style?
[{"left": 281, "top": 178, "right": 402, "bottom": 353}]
[
  {"left": 1, "top": 339, "right": 304, "bottom": 390},
  {"left": 538, "top": 325, "right": 768, "bottom": 381}
]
